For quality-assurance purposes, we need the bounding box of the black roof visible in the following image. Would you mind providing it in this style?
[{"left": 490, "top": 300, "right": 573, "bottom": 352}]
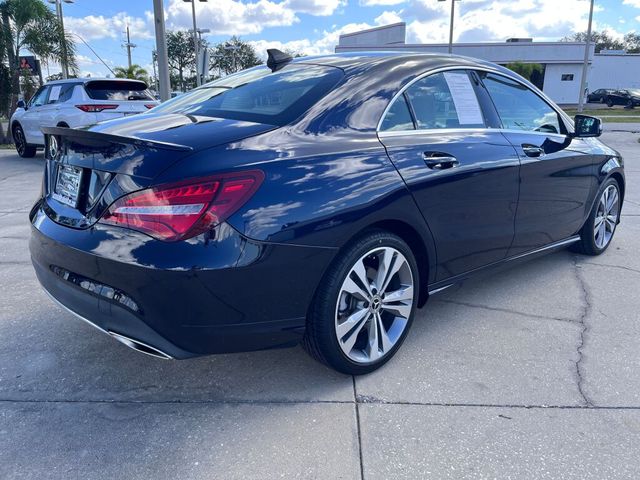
[{"left": 291, "top": 51, "right": 495, "bottom": 72}]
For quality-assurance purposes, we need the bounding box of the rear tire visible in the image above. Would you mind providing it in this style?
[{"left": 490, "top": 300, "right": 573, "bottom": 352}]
[
  {"left": 606, "top": 98, "right": 614, "bottom": 108},
  {"left": 303, "top": 231, "right": 419, "bottom": 375},
  {"left": 12, "top": 124, "right": 36, "bottom": 158},
  {"left": 574, "top": 178, "right": 621, "bottom": 256}
]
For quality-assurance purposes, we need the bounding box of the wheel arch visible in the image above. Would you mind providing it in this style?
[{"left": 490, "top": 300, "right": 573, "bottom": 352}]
[
  {"left": 346, "top": 219, "right": 435, "bottom": 308},
  {"left": 609, "top": 171, "right": 625, "bottom": 205}
]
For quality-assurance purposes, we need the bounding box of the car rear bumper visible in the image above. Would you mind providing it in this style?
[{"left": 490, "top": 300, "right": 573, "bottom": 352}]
[{"left": 29, "top": 204, "right": 336, "bottom": 359}]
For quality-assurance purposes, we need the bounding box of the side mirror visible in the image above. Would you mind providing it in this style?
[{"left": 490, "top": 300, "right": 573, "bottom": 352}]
[
  {"left": 17, "top": 100, "right": 26, "bottom": 109},
  {"left": 572, "top": 115, "right": 602, "bottom": 138}
]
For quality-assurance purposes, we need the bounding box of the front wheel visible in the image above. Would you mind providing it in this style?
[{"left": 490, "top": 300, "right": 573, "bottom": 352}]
[
  {"left": 574, "top": 179, "right": 621, "bottom": 255},
  {"left": 606, "top": 98, "right": 614, "bottom": 108},
  {"left": 303, "top": 231, "right": 419, "bottom": 375},
  {"left": 12, "top": 125, "right": 37, "bottom": 158}
]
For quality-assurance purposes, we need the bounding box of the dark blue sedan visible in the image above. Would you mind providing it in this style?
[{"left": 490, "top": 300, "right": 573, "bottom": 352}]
[{"left": 31, "top": 51, "right": 625, "bottom": 374}]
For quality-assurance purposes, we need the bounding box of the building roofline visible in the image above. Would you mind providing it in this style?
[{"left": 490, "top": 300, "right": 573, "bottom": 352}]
[{"left": 339, "top": 22, "right": 406, "bottom": 39}]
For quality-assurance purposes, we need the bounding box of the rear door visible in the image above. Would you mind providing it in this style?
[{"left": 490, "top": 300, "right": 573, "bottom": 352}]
[
  {"left": 477, "top": 71, "right": 596, "bottom": 255},
  {"left": 378, "top": 70, "right": 520, "bottom": 280}
]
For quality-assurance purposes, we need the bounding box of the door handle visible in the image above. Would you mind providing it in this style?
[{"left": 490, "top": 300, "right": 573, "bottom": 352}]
[
  {"left": 423, "top": 153, "right": 459, "bottom": 170},
  {"left": 522, "top": 144, "right": 544, "bottom": 158}
]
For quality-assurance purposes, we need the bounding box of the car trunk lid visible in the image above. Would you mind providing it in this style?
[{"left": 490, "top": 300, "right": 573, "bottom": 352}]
[{"left": 40, "top": 115, "right": 275, "bottom": 229}]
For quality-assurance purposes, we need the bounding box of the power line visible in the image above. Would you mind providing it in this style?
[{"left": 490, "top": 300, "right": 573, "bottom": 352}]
[{"left": 72, "top": 33, "right": 116, "bottom": 76}]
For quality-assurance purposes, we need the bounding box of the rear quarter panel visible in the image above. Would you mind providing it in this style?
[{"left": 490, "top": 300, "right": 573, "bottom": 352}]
[{"left": 153, "top": 128, "right": 437, "bottom": 280}]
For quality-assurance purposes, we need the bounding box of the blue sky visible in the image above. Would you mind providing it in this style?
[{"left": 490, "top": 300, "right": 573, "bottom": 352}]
[{"left": 41, "top": 0, "right": 640, "bottom": 77}]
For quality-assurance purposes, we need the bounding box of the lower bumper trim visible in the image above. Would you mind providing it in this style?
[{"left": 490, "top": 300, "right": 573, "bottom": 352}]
[{"left": 41, "top": 286, "right": 174, "bottom": 360}]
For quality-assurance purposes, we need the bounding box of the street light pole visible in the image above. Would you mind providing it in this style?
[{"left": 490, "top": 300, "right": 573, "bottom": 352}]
[
  {"left": 189, "top": 1, "right": 199, "bottom": 86},
  {"left": 438, "top": 0, "right": 458, "bottom": 54},
  {"left": 184, "top": 0, "right": 208, "bottom": 87},
  {"left": 578, "top": 0, "right": 595, "bottom": 113},
  {"left": 153, "top": 0, "right": 171, "bottom": 101},
  {"left": 48, "top": 0, "right": 73, "bottom": 79}
]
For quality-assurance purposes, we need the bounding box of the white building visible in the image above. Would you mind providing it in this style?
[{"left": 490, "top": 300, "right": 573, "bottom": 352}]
[{"left": 335, "top": 23, "right": 640, "bottom": 105}]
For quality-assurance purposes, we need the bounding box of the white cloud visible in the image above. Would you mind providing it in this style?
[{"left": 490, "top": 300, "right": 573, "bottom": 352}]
[
  {"left": 374, "top": 10, "right": 403, "bottom": 26},
  {"left": 360, "top": 0, "right": 407, "bottom": 5},
  {"left": 402, "top": 0, "right": 605, "bottom": 43},
  {"left": 284, "top": 0, "right": 346, "bottom": 16},
  {"left": 65, "top": 12, "right": 153, "bottom": 41},
  {"left": 623, "top": 0, "right": 640, "bottom": 8},
  {"left": 165, "top": 0, "right": 345, "bottom": 35},
  {"left": 249, "top": 21, "right": 375, "bottom": 57}
]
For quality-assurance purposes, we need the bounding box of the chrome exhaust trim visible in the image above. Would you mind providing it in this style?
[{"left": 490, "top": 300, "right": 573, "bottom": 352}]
[
  {"left": 108, "top": 331, "right": 173, "bottom": 360},
  {"left": 41, "top": 286, "right": 173, "bottom": 360}
]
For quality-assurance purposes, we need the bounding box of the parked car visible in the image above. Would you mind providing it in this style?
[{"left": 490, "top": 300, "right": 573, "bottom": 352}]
[
  {"left": 10, "top": 78, "right": 159, "bottom": 158},
  {"left": 587, "top": 88, "right": 615, "bottom": 103},
  {"left": 30, "top": 51, "right": 625, "bottom": 374},
  {"left": 603, "top": 89, "right": 640, "bottom": 108}
]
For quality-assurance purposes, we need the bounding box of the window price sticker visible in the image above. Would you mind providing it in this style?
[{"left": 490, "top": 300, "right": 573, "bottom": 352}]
[{"left": 443, "top": 72, "right": 484, "bottom": 125}]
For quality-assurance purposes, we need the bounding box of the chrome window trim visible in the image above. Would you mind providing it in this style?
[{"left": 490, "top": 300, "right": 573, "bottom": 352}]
[
  {"left": 376, "top": 65, "right": 574, "bottom": 136},
  {"left": 379, "top": 127, "right": 571, "bottom": 140}
]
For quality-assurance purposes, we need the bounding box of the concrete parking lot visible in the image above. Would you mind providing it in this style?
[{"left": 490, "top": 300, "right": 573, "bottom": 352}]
[{"left": 0, "top": 128, "right": 639, "bottom": 479}]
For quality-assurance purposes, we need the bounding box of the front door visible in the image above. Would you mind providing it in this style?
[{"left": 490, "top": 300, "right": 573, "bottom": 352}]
[
  {"left": 477, "top": 71, "right": 597, "bottom": 255},
  {"left": 20, "top": 85, "right": 51, "bottom": 145},
  {"left": 378, "top": 70, "right": 520, "bottom": 280}
]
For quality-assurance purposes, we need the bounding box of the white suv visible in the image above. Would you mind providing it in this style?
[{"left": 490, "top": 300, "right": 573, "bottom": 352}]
[{"left": 10, "top": 78, "right": 159, "bottom": 157}]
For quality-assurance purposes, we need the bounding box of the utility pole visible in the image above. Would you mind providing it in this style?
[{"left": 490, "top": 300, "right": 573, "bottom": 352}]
[
  {"left": 438, "top": 0, "right": 459, "bottom": 54},
  {"left": 184, "top": 0, "right": 209, "bottom": 86},
  {"left": 190, "top": 27, "right": 210, "bottom": 85},
  {"left": 578, "top": 0, "right": 595, "bottom": 113},
  {"left": 124, "top": 25, "right": 136, "bottom": 69},
  {"left": 153, "top": 0, "right": 171, "bottom": 101},
  {"left": 48, "top": 0, "right": 73, "bottom": 79},
  {"left": 224, "top": 43, "right": 240, "bottom": 73},
  {"left": 152, "top": 50, "right": 158, "bottom": 92}
]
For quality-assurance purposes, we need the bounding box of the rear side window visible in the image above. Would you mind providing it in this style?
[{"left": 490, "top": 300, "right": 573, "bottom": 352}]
[
  {"left": 404, "top": 71, "right": 485, "bottom": 130},
  {"left": 150, "top": 64, "right": 344, "bottom": 126},
  {"left": 380, "top": 94, "right": 415, "bottom": 131},
  {"left": 480, "top": 73, "right": 562, "bottom": 134},
  {"left": 84, "top": 80, "right": 154, "bottom": 101}
]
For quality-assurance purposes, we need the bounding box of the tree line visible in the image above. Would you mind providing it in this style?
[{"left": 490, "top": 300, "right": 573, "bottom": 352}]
[{"left": 562, "top": 30, "right": 640, "bottom": 53}]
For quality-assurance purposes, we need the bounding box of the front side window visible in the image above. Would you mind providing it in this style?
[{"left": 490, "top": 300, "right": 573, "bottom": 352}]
[
  {"left": 150, "top": 64, "right": 344, "bottom": 126},
  {"left": 29, "top": 86, "right": 50, "bottom": 107},
  {"left": 404, "top": 71, "right": 485, "bottom": 130},
  {"left": 481, "top": 72, "right": 562, "bottom": 134}
]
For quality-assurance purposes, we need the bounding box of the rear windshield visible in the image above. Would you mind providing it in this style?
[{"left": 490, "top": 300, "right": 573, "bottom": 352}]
[
  {"left": 149, "top": 64, "right": 344, "bottom": 126},
  {"left": 85, "top": 80, "right": 154, "bottom": 101}
]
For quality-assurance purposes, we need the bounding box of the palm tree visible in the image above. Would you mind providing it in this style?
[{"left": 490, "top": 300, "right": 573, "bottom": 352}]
[
  {"left": 114, "top": 64, "right": 149, "bottom": 83},
  {"left": 0, "top": 0, "right": 77, "bottom": 122}
]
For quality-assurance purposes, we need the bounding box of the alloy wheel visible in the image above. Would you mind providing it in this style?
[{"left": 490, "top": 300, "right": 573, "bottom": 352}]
[
  {"left": 14, "top": 127, "right": 25, "bottom": 156},
  {"left": 334, "top": 246, "right": 414, "bottom": 364},
  {"left": 594, "top": 184, "right": 620, "bottom": 250}
]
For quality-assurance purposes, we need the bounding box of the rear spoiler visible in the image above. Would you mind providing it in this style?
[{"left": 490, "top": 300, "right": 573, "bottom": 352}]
[{"left": 41, "top": 126, "right": 193, "bottom": 152}]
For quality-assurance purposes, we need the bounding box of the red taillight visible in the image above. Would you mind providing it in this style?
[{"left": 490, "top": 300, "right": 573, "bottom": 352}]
[
  {"left": 75, "top": 104, "right": 119, "bottom": 112},
  {"left": 99, "top": 171, "right": 264, "bottom": 241},
  {"left": 144, "top": 104, "right": 156, "bottom": 109}
]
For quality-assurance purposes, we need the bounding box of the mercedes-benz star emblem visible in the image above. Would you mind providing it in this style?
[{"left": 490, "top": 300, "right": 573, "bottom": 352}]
[{"left": 48, "top": 136, "right": 58, "bottom": 159}]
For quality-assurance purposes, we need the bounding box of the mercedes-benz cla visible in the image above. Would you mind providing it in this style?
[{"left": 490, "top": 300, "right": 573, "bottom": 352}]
[{"left": 30, "top": 51, "right": 625, "bottom": 374}]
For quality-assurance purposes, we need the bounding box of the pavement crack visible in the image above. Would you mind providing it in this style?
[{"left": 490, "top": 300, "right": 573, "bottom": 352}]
[
  {"left": 433, "top": 299, "right": 579, "bottom": 324},
  {"left": 581, "top": 262, "right": 640, "bottom": 275},
  {"left": 352, "top": 376, "right": 365, "bottom": 480},
  {"left": 2, "top": 398, "right": 640, "bottom": 410},
  {"left": 572, "top": 256, "right": 595, "bottom": 407}
]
